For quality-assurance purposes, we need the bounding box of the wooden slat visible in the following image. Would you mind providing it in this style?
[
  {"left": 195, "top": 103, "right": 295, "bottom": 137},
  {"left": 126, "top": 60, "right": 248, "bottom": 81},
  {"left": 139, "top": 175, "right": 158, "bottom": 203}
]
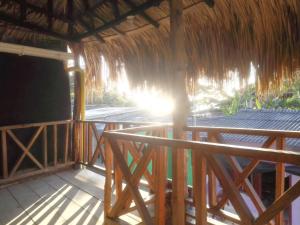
[
  {"left": 43, "top": 126, "right": 48, "bottom": 168},
  {"left": 0, "top": 120, "right": 72, "bottom": 131},
  {"left": 226, "top": 156, "right": 274, "bottom": 225},
  {"left": 90, "top": 123, "right": 105, "bottom": 165},
  {"left": 109, "top": 139, "right": 153, "bottom": 225},
  {"left": 215, "top": 158, "right": 261, "bottom": 210},
  {"left": 53, "top": 124, "right": 57, "bottom": 166},
  {"left": 1, "top": 130, "right": 8, "bottom": 178},
  {"left": 254, "top": 180, "right": 300, "bottom": 225},
  {"left": 206, "top": 155, "right": 254, "bottom": 225},
  {"left": 275, "top": 136, "right": 285, "bottom": 225},
  {"left": 64, "top": 123, "right": 69, "bottom": 163},
  {"left": 88, "top": 123, "right": 93, "bottom": 162},
  {"left": 103, "top": 132, "right": 300, "bottom": 166},
  {"left": 8, "top": 127, "right": 44, "bottom": 176},
  {"left": 154, "top": 144, "right": 167, "bottom": 225},
  {"left": 193, "top": 150, "right": 207, "bottom": 225},
  {"left": 207, "top": 132, "right": 217, "bottom": 208},
  {"left": 185, "top": 126, "right": 300, "bottom": 139},
  {"left": 123, "top": 141, "right": 154, "bottom": 189},
  {"left": 109, "top": 144, "right": 154, "bottom": 218},
  {"left": 104, "top": 124, "right": 113, "bottom": 217}
]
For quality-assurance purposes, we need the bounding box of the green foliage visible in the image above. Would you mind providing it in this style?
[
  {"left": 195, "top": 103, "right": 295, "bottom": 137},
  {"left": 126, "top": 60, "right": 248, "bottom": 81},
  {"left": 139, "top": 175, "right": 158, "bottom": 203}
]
[
  {"left": 220, "top": 79, "right": 300, "bottom": 115},
  {"left": 95, "top": 91, "right": 135, "bottom": 106}
]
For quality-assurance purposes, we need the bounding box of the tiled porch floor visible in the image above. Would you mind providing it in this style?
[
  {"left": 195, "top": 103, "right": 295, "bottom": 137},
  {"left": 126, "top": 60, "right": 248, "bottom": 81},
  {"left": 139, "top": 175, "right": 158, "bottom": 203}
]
[{"left": 0, "top": 168, "right": 144, "bottom": 225}]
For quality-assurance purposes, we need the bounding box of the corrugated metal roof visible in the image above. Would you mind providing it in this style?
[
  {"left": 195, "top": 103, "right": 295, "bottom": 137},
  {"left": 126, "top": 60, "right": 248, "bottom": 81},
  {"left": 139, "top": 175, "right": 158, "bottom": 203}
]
[{"left": 193, "top": 109, "right": 300, "bottom": 150}]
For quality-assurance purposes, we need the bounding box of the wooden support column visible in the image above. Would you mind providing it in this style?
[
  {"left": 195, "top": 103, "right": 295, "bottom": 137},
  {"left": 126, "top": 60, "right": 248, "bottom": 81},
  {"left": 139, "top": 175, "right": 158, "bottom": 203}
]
[
  {"left": 170, "top": 0, "right": 189, "bottom": 224},
  {"left": 70, "top": 44, "right": 85, "bottom": 163}
]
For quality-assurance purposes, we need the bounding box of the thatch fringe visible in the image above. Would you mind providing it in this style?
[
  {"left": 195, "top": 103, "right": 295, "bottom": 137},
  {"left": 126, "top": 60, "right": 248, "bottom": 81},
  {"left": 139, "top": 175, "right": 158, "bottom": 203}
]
[
  {"left": 82, "top": 0, "right": 300, "bottom": 94},
  {"left": 1, "top": 0, "right": 300, "bottom": 95}
]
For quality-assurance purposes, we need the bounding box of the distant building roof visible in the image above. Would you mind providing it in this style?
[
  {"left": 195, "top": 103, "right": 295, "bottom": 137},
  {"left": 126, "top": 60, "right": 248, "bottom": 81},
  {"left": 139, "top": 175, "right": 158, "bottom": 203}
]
[
  {"left": 191, "top": 109, "right": 300, "bottom": 150},
  {"left": 191, "top": 109, "right": 300, "bottom": 175}
]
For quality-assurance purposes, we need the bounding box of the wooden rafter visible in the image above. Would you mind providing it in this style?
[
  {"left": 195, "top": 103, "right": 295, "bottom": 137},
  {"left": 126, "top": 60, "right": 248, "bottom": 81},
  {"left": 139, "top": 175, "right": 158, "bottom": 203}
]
[
  {"left": 111, "top": 0, "right": 120, "bottom": 19},
  {"left": 1, "top": 0, "right": 70, "bottom": 23},
  {"left": 123, "top": 0, "right": 159, "bottom": 27},
  {"left": 19, "top": 0, "right": 26, "bottom": 23},
  {"left": 67, "top": 0, "right": 74, "bottom": 35},
  {"left": 78, "top": 0, "right": 105, "bottom": 42},
  {"left": 75, "top": 0, "right": 162, "bottom": 40},
  {"left": 0, "top": 11, "right": 72, "bottom": 41},
  {"left": 47, "top": 0, "right": 53, "bottom": 29}
]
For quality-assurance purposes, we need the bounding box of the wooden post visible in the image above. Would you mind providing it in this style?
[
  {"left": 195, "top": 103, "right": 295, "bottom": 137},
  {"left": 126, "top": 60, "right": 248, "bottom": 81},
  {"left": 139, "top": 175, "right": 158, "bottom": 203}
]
[
  {"left": 64, "top": 123, "right": 69, "bottom": 163},
  {"left": 104, "top": 124, "right": 113, "bottom": 218},
  {"left": 2, "top": 130, "right": 8, "bottom": 178},
  {"left": 43, "top": 126, "right": 48, "bottom": 168},
  {"left": 70, "top": 43, "right": 84, "bottom": 164},
  {"left": 275, "top": 136, "right": 285, "bottom": 225},
  {"left": 170, "top": 0, "right": 188, "bottom": 222},
  {"left": 88, "top": 123, "right": 93, "bottom": 162},
  {"left": 193, "top": 150, "right": 207, "bottom": 225},
  {"left": 170, "top": 0, "right": 189, "bottom": 224},
  {"left": 154, "top": 129, "right": 168, "bottom": 225},
  {"left": 192, "top": 131, "right": 207, "bottom": 225},
  {"left": 53, "top": 124, "right": 57, "bottom": 166}
]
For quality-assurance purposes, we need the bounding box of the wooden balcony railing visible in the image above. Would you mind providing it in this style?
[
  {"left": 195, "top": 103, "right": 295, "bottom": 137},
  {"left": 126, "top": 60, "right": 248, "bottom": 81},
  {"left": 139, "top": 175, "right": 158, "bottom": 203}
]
[
  {"left": 75, "top": 120, "right": 162, "bottom": 170},
  {"left": 0, "top": 120, "right": 74, "bottom": 185},
  {"left": 103, "top": 124, "right": 300, "bottom": 225}
]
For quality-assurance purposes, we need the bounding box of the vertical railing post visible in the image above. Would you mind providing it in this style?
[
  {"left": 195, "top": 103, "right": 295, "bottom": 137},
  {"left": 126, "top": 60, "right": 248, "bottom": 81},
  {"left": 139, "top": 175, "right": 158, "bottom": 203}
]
[
  {"left": 53, "top": 124, "right": 57, "bottom": 166},
  {"left": 207, "top": 132, "right": 217, "bottom": 207},
  {"left": 64, "top": 123, "right": 69, "bottom": 163},
  {"left": 88, "top": 123, "right": 93, "bottom": 163},
  {"left": 275, "top": 136, "right": 285, "bottom": 225},
  {"left": 104, "top": 124, "right": 113, "bottom": 218},
  {"left": 1, "top": 130, "right": 8, "bottom": 178},
  {"left": 43, "top": 126, "right": 48, "bottom": 168},
  {"left": 154, "top": 128, "right": 167, "bottom": 225},
  {"left": 193, "top": 149, "right": 207, "bottom": 225},
  {"left": 192, "top": 130, "right": 207, "bottom": 225},
  {"left": 113, "top": 124, "right": 123, "bottom": 199}
]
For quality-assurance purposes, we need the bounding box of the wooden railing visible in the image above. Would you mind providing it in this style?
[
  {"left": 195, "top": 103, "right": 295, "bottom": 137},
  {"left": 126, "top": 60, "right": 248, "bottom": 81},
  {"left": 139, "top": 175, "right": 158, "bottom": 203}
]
[
  {"left": 75, "top": 120, "right": 162, "bottom": 170},
  {"left": 0, "top": 120, "right": 74, "bottom": 185},
  {"left": 103, "top": 124, "right": 300, "bottom": 225}
]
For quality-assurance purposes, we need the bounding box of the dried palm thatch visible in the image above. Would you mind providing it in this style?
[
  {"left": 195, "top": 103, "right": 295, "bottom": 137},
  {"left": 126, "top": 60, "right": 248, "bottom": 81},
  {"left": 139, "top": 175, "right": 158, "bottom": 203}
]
[{"left": 1, "top": 0, "right": 300, "bottom": 94}]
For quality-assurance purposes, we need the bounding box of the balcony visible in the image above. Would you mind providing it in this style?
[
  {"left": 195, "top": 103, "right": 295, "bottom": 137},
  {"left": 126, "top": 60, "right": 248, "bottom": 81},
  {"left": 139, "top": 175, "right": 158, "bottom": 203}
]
[{"left": 1, "top": 120, "right": 300, "bottom": 225}]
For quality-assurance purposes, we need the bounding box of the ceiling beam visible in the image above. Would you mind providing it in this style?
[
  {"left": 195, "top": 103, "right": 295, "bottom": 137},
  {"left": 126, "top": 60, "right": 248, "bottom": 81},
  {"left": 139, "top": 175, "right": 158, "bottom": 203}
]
[
  {"left": 47, "top": 0, "right": 53, "bottom": 29},
  {"left": 0, "top": 11, "right": 73, "bottom": 41},
  {"left": 123, "top": 0, "right": 159, "bottom": 27},
  {"left": 67, "top": 0, "right": 74, "bottom": 35},
  {"left": 74, "top": 0, "right": 108, "bottom": 20},
  {"left": 111, "top": 0, "right": 120, "bottom": 19},
  {"left": 19, "top": 0, "right": 27, "bottom": 23},
  {"left": 0, "top": 41, "right": 74, "bottom": 61},
  {"left": 1, "top": 0, "right": 70, "bottom": 23},
  {"left": 78, "top": 18, "right": 105, "bottom": 42},
  {"left": 79, "top": 0, "right": 105, "bottom": 42},
  {"left": 75, "top": 0, "right": 162, "bottom": 40}
]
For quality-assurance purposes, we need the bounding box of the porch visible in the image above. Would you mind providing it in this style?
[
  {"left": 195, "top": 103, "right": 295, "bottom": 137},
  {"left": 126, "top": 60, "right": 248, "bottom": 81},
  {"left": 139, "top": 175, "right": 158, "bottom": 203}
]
[{"left": 1, "top": 120, "right": 300, "bottom": 225}]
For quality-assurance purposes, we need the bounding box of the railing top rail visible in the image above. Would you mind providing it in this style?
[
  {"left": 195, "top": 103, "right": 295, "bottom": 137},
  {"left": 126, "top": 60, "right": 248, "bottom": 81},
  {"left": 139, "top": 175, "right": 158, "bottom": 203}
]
[
  {"left": 108, "top": 123, "right": 172, "bottom": 133},
  {"left": 77, "top": 120, "right": 163, "bottom": 125},
  {"left": 185, "top": 125, "right": 300, "bottom": 138},
  {"left": 0, "top": 120, "right": 72, "bottom": 130},
  {"left": 104, "top": 131, "right": 300, "bottom": 166}
]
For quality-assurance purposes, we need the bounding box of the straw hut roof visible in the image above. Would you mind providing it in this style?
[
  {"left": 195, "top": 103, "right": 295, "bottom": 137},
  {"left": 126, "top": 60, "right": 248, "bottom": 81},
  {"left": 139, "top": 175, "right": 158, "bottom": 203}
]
[{"left": 1, "top": 0, "right": 300, "bottom": 92}]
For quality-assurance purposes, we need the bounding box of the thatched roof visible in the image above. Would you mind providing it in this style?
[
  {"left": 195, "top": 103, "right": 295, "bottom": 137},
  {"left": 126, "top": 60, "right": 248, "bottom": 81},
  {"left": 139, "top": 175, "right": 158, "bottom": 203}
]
[{"left": 1, "top": 0, "right": 300, "bottom": 93}]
